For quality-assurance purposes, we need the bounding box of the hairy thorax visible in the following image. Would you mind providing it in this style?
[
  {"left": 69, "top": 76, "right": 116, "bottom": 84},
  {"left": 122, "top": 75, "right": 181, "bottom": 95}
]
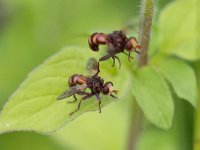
[
  {"left": 107, "top": 31, "right": 127, "bottom": 52},
  {"left": 86, "top": 76, "right": 104, "bottom": 94}
]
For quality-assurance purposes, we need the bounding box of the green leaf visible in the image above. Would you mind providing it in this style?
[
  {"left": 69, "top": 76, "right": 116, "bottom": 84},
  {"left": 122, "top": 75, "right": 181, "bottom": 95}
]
[
  {"left": 132, "top": 66, "right": 174, "bottom": 129},
  {"left": 156, "top": 58, "right": 197, "bottom": 107},
  {"left": 193, "top": 62, "right": 200, "bottom": 150},
  {"left": 137, "top": 96, "right": 193, "bottom": 150},
  {"left": 0, "top": 46, "right": 130, "bottom": 133},
  {"left": 0, "top": 132, "right": 67, "bottom": 150},
  {"left": 158, "top": 0, "right": 199, "bottom": 60},
  {"left": 194, "top": 99, "right": 200, "bottom": 150},
  {"left": 52, "top": 95, "right": 133, "bottom": 150}
]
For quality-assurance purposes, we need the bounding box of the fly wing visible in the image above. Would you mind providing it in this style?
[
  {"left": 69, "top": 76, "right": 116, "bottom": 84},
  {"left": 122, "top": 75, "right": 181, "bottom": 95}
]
[
  {"left": 86, "top": 57, "right": 98, "bottom": 75},
  {"left": 57, "top": 84, "right": 87, "bottom": 100}
]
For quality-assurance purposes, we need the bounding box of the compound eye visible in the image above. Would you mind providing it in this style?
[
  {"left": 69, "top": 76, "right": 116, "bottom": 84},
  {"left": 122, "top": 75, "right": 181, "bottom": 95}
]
[
  {"left": 125, "top": 39, "right": 133, "bottom": 51},
  {"left": 126, "top": 37, "right": 139, "bottom": 51},
  {"left": 102, "top": 86, "right": 109, "bottom": 95}
]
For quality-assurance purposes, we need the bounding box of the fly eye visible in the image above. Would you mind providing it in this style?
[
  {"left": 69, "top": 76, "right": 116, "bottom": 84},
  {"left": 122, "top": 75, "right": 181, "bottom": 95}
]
[
  {"left": 102, "top": 86, "right": 109, "bottom": 95},
  {"left": 125, "top": 40, "right": 133, "bottom": 51}
]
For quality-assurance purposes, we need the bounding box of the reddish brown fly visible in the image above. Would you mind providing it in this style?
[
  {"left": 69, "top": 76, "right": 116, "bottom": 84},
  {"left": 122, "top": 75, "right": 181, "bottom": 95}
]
[
  {"left": 57, "top": 58, "right": 118, "bottom": 115},
  {"left": 88, "top": 30, "right": 141, "bottom": 68}
]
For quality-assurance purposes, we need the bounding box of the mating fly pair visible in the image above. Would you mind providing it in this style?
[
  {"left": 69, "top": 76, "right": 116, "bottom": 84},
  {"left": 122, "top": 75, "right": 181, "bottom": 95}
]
[
  {"left": 88, "top": 30, "right": 141, "bottom": 68},
  {"left": 57, "top": 58, "right": 118, "bottom": 115}
]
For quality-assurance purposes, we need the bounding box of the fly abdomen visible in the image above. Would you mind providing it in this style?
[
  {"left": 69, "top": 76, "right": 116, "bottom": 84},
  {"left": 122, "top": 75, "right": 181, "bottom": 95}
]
[
  {"left": 68, "top": 74, "right": 86, "bottom": 87},
  {"left": 88, "top": 33, "right": 107, "bottom": 51}
]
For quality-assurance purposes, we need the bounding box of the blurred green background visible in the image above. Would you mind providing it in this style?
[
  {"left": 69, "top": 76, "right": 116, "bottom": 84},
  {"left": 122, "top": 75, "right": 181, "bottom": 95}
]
[{"left": 0, "top": 0, "right": 197, "bottom": 150}]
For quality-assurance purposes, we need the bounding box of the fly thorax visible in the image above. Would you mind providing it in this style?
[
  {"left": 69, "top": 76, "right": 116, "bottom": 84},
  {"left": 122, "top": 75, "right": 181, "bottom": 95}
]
[{"left": 107, "top": 31, "right": 127, "bottom": 52}]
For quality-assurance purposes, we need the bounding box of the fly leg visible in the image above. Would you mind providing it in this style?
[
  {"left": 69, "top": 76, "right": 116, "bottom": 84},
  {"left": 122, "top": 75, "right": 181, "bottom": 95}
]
[
  {"left": 94, "top": 61, "right": 100, "bottom": 76},
  {"left": 99, "top": 54, "right": 112, "bottom": 62},
  {"left": 135, "top": 50, "right": 141, "bottom": 54},
  {"left": 68, "top": 90, "right": 88, "bottom": 103},
  {"left": 123, "top": 52, "right": 134, "bottom": 61},
  {"left": 112, "top": 55, "right": 121, "bottom": 69},
  {"left": 69, "top": 100, "right": 82, "bottom": 116},
  {"left": 99, "top": 51, "right": 117, "bottom": 68},
  {"left": 67, "top": 94, "right": 77, "bottom": 103},
  {"left": 110, "top": 94, "right": 118, "bottom": 99},
  {"left": 81, "top": 93, "right": 94, "bottom": 100},
  {"left": 128, "top": 52, "right": 133, "bottom": 61},
  {"left": 69, "top": 93, "right": 94, "bottom": 116},
  {"left": 95, "top": 94, "right": 101, "bottom": 113},
  {"left": 110, "top": 89, "right": 118, "bottom": 99},
  {"left": 111, "top": 56, "right": 115, "bottom": 67},
  {"left": 135, "top": 45, "right": 141, "bottom": 54}
]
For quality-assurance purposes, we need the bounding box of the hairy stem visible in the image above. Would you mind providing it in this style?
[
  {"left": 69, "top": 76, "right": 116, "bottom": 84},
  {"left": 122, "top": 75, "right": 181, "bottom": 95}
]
[
  {"left": 138, "top": 0, "right": 155, "bottom": 67},
  {"left": 128, "top": 0, "right": 155, "bottom": 150}
]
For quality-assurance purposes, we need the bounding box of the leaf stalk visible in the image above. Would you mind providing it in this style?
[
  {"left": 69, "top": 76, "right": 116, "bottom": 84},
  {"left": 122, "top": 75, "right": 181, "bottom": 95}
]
[{"left": 128, "top": 0, "right": 155, "bottom": 149}]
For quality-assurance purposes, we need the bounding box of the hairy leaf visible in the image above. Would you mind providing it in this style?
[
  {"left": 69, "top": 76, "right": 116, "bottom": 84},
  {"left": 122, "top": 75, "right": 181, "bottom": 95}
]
[
  {"left": 159, "top": 0, "right": 199, "bottom": 60},
  {"left": 0, "top": 47, "right": 130, "bottom": 133},
  {"left": 132, "top": 66, "right": 174, "bottom": 129}
]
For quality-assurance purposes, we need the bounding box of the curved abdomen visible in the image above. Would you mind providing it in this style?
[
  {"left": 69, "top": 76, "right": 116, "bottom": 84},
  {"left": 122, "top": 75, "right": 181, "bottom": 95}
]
[
  {"left": 68, "top": 74, "right": 86, "bottom": 87},
  {"left": 88, "top": 33, "right": 107, "bottom": 51}
]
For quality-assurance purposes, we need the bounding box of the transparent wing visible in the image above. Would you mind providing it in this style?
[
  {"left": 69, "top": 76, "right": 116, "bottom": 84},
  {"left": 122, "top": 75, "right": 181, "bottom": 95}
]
[
  {"left": 86, "top": 57, "right": 98, "bottom": 75},
  {"left": 57, "top": 84, "right": 87, "bottom": 100}
]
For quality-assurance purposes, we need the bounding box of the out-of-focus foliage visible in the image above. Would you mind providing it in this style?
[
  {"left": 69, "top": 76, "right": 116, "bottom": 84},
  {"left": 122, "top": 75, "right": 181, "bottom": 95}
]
[
  {"left": 132, "top": 66, "right": 173, "bottom": 129},
  {"left": 158, "top": 0, "right": 199, "bottom": 60},
  {"left": 137, "top": 96, "right": 193, "bottom": 150},
  {"left": 194, "top": 62, "right": 200, "bottom": 150},
  {"left": 156, "top": 57, "right": 197, "bottom": 107},
  {"left": 0, "top": 132, "right": 67, "bottom": 150}
]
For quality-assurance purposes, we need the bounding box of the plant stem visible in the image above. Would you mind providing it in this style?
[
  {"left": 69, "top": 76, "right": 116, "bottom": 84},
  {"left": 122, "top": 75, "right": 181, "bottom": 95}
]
[
  {"left": 138, "top": 0, "right": 155, "bottom": 67},
  {"left": 127, "top": 102, "right": 142, "bottom": 150},
  {"left": 128, "top": 0, "right": 155, "bottom": 150}
]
